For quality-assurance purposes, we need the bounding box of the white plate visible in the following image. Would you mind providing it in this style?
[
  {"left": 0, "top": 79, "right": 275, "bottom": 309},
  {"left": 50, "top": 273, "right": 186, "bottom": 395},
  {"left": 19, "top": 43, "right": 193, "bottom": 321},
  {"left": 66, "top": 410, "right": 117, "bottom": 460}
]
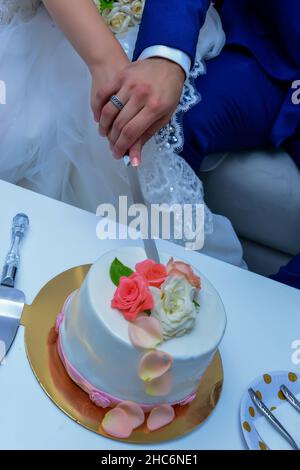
[{"left": 240, "top": 370, "right": 300, "bottom": 450}]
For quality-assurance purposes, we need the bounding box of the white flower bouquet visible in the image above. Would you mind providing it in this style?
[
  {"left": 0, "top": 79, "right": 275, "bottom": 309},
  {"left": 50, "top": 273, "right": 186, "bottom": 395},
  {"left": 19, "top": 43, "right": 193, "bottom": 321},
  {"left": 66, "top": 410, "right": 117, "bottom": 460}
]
[{"left": 94, "top": 0, "right": 145, "bottom": 34}]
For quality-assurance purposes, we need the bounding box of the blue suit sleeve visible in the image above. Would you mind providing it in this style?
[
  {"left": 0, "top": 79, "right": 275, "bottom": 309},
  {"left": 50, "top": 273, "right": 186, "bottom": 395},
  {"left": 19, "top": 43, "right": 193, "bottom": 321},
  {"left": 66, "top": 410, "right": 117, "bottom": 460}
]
[{"left": 133, "top": 0, "right": 211, "bottom": 62}]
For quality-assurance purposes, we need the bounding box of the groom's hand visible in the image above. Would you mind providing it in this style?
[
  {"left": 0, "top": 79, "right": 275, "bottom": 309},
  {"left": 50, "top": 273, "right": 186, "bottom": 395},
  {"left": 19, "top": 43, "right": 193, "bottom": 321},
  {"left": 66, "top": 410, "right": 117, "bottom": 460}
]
[{"left": 99, "top": 58, "right": 185, "bottom": 161}]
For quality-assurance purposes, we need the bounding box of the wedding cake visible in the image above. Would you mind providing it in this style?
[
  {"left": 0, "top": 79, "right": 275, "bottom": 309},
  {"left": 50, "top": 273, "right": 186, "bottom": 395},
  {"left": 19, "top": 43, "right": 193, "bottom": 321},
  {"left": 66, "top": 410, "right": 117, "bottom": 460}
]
[{"left": 56, "top": 247, "right": 226, "bottom": 438}]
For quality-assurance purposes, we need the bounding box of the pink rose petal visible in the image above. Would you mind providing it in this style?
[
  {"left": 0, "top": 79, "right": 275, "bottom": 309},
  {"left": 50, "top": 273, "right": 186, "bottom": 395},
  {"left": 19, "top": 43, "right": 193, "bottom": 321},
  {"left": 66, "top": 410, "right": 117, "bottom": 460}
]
[
  {"left": 147, "top": 404, "right": 175, "bottom": 431},
  {"left": 116, "top": 401, "right": 145, "bottom": 429},
  {"left": 139, "top": 350, "right": 173, "bottom": 382},
  {"left": 101, "top": 408, "right": 133, "bottom": 439},
  {"left": 128, "top": 316, "right": 163, "bottom": 349},
  {"left": 144, "top": 372, "right": 172, "bottom": 396}
]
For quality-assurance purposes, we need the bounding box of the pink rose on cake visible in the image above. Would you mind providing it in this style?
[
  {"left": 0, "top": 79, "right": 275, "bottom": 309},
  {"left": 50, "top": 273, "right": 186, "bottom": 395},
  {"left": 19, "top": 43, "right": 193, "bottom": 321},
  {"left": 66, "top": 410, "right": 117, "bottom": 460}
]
[
  {"left": 166, "top": 258, "right": 201, "bottom": 290},
  {"left": 135, "top": 259, "right": 167, "bottom": 288},
  {"left": 111, "top": 273, "right": 154, "bottom": 322},
  {"left": 89, "top": 390, "right": 112, "bottom": 408}
]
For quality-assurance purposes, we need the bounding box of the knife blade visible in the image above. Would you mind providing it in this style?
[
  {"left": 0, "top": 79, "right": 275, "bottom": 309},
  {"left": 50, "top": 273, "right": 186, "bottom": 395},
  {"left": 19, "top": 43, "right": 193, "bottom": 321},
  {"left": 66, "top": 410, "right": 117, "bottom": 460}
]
[
  {"left": 280, "top": 384, "right": 300, "bottom": 414},
  {"left": 248, "top": 387, "right": 299, "bottom": 450},
  {"left": 0, "top": 213, "right": 29, "bottom": 363},
  {"left": 124, "top": 156, "right": 160, "bottom": 263}
]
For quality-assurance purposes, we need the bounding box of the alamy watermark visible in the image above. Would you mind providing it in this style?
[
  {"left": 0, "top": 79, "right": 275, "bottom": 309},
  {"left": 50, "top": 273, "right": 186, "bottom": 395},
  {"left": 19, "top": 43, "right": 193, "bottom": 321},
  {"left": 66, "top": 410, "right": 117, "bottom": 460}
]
[
  {"left": 0, "top": 80, "right": 6, "bottom": 105},
  {"left": 291, "top": 339, "right": 300, "bottom": 366},
  {"left": 292, "top": 80, "right": 300, "bottom": 105},
  {"left": 96, "top": 196, "right": 205, "bottom": 250}
]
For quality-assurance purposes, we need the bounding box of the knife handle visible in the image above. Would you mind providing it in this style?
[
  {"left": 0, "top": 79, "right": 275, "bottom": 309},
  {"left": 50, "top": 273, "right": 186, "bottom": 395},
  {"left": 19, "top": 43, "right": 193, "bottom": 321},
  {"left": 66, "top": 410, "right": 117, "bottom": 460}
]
[{"left": 1, "top": 213, "right": 29, "bottom": 288}]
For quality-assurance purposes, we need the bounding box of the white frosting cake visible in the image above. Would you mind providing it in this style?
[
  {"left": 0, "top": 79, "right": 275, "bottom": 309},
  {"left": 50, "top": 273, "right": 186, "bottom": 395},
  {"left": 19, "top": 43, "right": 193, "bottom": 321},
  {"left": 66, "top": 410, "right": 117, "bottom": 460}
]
[{"left": 59, "top": 247, "right": 226, "bottom": 414}]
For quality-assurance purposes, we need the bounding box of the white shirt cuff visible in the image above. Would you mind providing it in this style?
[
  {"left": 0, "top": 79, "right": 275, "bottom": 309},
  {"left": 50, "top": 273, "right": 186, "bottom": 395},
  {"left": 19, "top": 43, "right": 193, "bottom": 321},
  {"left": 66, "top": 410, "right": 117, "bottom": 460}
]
[{"left": 138, "top": 46, "right": 191, "bottom": 78}]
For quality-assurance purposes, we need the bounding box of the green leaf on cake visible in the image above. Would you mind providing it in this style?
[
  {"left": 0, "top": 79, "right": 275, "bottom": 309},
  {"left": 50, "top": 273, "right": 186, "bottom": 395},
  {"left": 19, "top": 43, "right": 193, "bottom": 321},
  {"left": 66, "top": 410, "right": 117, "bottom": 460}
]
[
  {"left": 110, "top": 258, "right": 133, "bottom": 286},
  {"left": 193, "top": 299, "right": 200, "bottom": 309}
]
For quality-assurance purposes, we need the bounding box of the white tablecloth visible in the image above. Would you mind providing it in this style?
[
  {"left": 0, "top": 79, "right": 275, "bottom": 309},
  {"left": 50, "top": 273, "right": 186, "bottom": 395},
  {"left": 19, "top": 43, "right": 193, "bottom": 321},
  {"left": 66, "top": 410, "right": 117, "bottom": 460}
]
[{"left": 0, "top": 180, "right": 299, "bottom": 450}]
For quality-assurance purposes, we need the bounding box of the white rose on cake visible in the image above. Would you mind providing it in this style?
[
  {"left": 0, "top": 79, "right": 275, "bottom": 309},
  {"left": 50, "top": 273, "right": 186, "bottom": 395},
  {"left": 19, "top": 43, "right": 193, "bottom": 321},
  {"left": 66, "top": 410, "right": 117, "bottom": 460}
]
[{"left": 151, "top": 275, "right": 199, "bottom": 340}]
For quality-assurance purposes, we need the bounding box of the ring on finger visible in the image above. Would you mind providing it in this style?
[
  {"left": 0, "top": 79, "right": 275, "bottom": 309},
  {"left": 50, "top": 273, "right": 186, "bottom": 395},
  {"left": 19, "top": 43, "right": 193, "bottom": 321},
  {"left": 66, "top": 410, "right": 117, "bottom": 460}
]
[{"left": 110, "top": 95, "right": 125, "bottom": 111}]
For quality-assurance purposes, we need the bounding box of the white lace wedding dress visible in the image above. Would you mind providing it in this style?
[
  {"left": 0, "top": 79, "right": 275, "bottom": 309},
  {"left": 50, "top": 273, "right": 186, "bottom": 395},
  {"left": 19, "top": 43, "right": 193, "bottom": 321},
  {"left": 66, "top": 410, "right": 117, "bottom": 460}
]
[{"left": 0, "top": 0, "right": 245, "bottom": 267}]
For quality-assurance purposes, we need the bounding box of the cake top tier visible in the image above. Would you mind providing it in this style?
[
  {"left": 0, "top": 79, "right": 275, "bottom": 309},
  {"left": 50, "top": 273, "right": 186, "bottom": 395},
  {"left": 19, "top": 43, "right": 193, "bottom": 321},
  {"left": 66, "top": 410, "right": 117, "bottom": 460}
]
[{"left": 85, "top": 247, "right": 226, "bottom": 359}]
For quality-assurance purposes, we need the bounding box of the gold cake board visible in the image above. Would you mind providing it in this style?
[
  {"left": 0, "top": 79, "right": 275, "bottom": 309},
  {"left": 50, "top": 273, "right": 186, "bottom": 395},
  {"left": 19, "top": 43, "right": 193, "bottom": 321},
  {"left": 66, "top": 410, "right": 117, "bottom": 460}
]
[{"left": 21, "top": 264, "right": 224, "bottom": 444}]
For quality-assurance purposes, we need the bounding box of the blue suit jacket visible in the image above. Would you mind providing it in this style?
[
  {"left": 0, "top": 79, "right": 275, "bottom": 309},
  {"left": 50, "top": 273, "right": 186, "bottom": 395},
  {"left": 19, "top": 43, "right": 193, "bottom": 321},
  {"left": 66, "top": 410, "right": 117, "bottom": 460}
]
[{"left": 134, "top": 0, "right": 300, "bottom": 165}]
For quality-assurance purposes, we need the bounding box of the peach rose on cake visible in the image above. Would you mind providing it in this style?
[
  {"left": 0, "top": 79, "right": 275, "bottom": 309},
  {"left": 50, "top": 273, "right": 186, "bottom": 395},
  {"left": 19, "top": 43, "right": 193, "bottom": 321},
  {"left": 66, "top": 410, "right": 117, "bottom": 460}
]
[
  {"left": 111, "top": 273, "right": 154, "bottom": 321},
  {"left": 135, "top": 260, "right": 167, "bottom": 288},
  {"left": 166, "top": 258, "right": 201, "bottom": 290}
]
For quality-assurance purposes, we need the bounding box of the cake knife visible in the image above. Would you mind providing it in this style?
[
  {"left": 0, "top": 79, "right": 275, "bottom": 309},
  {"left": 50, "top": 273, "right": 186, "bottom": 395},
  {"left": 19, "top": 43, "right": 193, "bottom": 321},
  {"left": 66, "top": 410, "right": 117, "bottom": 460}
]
[
  {"left": 0, "top": 214, "right": 29, "bottom": 364},
  {"left": 124, "top": 156, "right": 160, "bottom": 263}
]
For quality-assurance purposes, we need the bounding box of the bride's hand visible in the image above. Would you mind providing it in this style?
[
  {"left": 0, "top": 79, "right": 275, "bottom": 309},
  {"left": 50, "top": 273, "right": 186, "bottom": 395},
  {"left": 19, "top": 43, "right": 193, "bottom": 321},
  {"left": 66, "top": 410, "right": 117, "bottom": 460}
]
[
  {"left": 99, "top": 58, "right": 185, "bottom": 162},
  {"left": 90, "top": 57, "right": 129, "bottom": 124},
  {"left": 43, "top": 0, "right": 131, "bottom": 128}
]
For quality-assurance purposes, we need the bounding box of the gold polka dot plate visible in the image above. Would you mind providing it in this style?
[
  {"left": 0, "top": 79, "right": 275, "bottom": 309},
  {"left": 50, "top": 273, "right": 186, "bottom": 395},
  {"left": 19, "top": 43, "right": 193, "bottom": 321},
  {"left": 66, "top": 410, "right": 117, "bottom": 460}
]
[
  {"left": 20, "top": 264, "right": 224, "bottom": 444},
  {"left": 240, "top": 371, "right": 300, "bottom": 450}
]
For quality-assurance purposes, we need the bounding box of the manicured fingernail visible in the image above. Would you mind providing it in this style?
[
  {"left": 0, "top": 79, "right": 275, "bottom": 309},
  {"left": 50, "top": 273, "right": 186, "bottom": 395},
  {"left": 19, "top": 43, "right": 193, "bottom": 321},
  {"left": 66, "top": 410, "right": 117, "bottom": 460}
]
[{"left": 131, "top": 157, "right": 140, "bottom": 167}]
